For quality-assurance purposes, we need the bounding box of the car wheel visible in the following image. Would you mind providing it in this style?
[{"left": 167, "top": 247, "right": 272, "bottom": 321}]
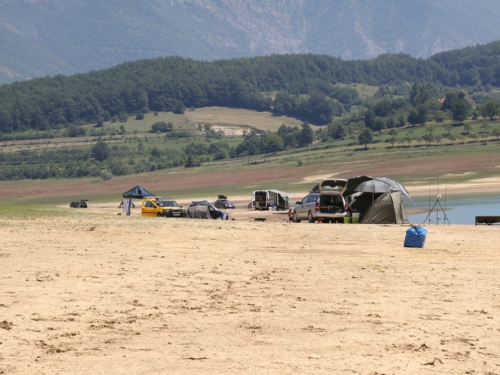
[
  {"left": 308, "top": 211, "right": 315, "bottom": 223},
  {"left": 157, "top": 213, "right": 162, "bottom": 217},
  {"left": 293, "top": 211, "right": 301, "bottom": 223}
]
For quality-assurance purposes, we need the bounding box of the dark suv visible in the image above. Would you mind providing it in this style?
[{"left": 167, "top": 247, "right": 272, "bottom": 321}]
[
  {"left": 214, "top": 195, "right": 235, "bottom": 209},
  {"left": 292, "top": 179, "right": 347, "bottom": 223}
]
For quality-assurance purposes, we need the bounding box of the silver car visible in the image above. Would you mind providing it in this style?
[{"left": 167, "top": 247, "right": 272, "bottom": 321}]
[{"left": 292, "top": 179, "right": 347, "bottom": 223}]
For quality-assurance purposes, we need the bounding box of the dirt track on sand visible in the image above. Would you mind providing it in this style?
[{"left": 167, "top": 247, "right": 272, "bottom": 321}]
[{"left": 1, "top": 208, "right": 499, "bottom": 374}]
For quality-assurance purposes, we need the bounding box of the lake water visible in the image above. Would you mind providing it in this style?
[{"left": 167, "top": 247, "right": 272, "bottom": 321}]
[{"left": 406, "top": 195, "right": 500, "bottom": 225}]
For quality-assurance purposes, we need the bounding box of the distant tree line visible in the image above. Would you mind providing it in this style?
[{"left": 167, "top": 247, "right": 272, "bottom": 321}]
[
  {"left": 1, "top": 41, "right": 500, "bottom": 134},
  {"left": 2, "top": 95, "right": 500, "bottom": 180},
  {"left": 361, "top": 82, "right": 500, "bottom": 136},
  {"left": 0, "top": 121, "right": 334, "bottom": 180}
]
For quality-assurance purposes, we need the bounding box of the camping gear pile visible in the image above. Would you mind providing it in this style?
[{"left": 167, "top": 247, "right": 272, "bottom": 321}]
[{"left": 186, "top": 201, "right": 229, "bottom": 220}]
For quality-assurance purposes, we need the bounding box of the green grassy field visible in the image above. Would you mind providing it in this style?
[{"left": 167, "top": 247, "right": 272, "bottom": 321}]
[
  {"left": 1, "top": 106, "right": 500, "bottom": 208},
  {"left": 2, "top": 128, "right": 499, "bottom": 207}
]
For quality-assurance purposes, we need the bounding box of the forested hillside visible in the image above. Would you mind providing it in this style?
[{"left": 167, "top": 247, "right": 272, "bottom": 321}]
[
  {"left": 1, "top": 39, "right": 500, "bottom": 182},
  {"left": 2, "top": 0, "right": 500, "bottom": 84},
  {"left": 1, "top": 41, "right": 500, "bottom": 135}
]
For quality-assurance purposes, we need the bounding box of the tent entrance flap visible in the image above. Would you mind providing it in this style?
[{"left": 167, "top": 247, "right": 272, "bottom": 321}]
[{"left": 360, "top": 191, "right": 407, "bottom": 224}]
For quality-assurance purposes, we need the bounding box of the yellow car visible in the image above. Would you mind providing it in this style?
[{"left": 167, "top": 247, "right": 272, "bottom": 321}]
[{"left": 141, "top": 197, "right": 186, "bottom": 218}]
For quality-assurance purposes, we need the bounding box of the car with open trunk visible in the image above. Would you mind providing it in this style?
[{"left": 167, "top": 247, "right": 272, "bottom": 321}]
[{"left": 291, "top": 179, "right": 347, "bottom": 223}]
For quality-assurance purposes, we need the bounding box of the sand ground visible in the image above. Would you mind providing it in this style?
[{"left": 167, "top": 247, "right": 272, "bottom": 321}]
[{"left": 1, "top": 206, "right": 499, "bottom": 375}]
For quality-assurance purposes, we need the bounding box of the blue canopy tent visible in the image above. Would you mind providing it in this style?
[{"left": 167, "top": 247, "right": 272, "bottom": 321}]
[
  {"left": 121, "top": 185, "right": 155, "bottom": 216},
  {"left": 122, "top": 185, "right": 155, "bottom": 199}
]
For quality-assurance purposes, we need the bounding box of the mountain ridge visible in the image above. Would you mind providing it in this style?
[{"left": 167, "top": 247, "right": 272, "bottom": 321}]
[{"left": 1, "top": 0, "right": 500, "bottom": 84}]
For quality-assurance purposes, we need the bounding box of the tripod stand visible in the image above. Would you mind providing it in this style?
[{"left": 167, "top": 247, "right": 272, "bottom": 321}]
[{"left": 423, "top": 195, "right": 451, "bottom": 225}]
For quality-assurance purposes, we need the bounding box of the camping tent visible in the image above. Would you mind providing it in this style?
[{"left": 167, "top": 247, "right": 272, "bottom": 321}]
[
  {"left": 122, "top": 185, "right": 155, "bottom": 198},
  {"left": 344, "top": 176, "right": 409, "bottom": 224},
  {"left": 356, "top": 191, "right": 407, "bottom": 224},
  {"left": 343, "top": 175, "right": 410, "bottom": 198},
  {"left": 348, "top": 191, "right": 407, "bottom": 224}
]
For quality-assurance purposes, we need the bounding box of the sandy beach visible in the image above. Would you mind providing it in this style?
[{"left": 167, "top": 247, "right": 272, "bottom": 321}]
[{"left": 1, "top": 207, "right": 499, "bottom": 374}]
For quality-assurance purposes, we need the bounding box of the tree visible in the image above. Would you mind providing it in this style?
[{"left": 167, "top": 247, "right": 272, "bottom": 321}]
[
  {"left": 91, "top": 141, "right": 110, "bottom": 162},
  {"left": 263, "top": 133, "right": 284, "bottom": 154},
  {"left": 425, "top": 124, "right": 434, "bottom": 137},
  {"left": 450, "top": 94, "right": 471, "bottom": 124},
  {"left": 479, "top": 99, "right": 500, "bottom": 121},
  {"left": 118, "top": 112, "right": 128, "bottom": 122},
  {"left": 405, "top": 135, "right": 413, "bottom": 147},
  {"left": 374, "top": 117, "right": 386, "bottom": 133},
  {"left": 492, "top": 128, "right": 500, "bottom": 140},
  {"left": 184, "top": 154, "right": 200, "bottom": 168},
  {"left": 185, "top": 141, "right": 208, "bottom": 157},
  {"left": 137, "top": 142, "right": 145, "bottom": 155},
  {"left": 409, "top": 82, "right": 435, "bottom": 106},
  {"left": 151, "top": 121, "right": 173, "bottom": 133},
  {"left": 422, "top": 134, "right": 434, "bottom": 146},
  {"left": 441, "top": 92, "right": 457, "bottom": 111},
  {"left": 446, "top": 134, "right": 456, "bottom": 145},
  {"left": 416, "top": 104, "right": 428, "bottom": 125},
  {"left": 389, "top": 135, "right": 398, "bottom": 147},
  {"left": 300, "top": 123, "right": 314, "bottom": 147},
  {"left": 444, "top": 124, "right": 453, "bottom": 135},
  {"left": 407, "top": 110, "right": 420, "bottom": 127},
  {"left": 235, "top": 129, "right": 262, "bottom": 156},
  {"left": 397, "top": 115, "right": 406, "bottom": 127},
  {"left": 208, "top": 141, "right": 230, "bottom": 160},
  {"left": 358, "top": 128, "right": 373, "bottom": 149},
  {"left": 67, "top": 124, "right": 86, "bottom": 137},
  {"left": 364, "top": 110, "right": 376, "bottom": 130},
  {"left": 100, "top": 169, "right": 114, "bottom": 181}
]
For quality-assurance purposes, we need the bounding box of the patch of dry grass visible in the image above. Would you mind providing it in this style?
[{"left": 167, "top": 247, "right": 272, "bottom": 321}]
[{"left": 184, "top": 106, "right": 303, "bottom": 131}]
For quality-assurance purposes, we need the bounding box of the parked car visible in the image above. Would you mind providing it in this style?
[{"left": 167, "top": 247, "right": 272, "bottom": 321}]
[
  {"left": 141, "top": 197, "right": 186, "bottom": 217},
  {"left": 214, "top": 195, "right": 235, "bottom": 209},
  {"left": 70, "top": 199, "right": 88, "bottom": 208},
  {"left": 187, "top": 200, "right": 229, "bottom": 220},
  {"left": 291, "top": 179, "right": 347, "bottom": 223}
]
